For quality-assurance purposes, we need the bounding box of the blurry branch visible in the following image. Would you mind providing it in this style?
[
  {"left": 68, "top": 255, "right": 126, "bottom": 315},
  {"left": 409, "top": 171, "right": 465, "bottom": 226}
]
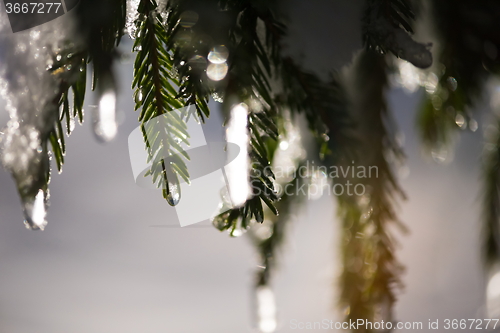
[
  {"left": 337, "top": 50, "right": 406, "bottom": 331},
  {"left": 416, "top": 1, "right": 500, "bottom": 268},
  {"left": 281, "top": 58, "right": 352, "bottom": 162},
  {"left": 418, "top": 0, "right": 500, "bottom": 150},
  {"left": 362, "top": 0, "right": 432, "bottom": 69}
]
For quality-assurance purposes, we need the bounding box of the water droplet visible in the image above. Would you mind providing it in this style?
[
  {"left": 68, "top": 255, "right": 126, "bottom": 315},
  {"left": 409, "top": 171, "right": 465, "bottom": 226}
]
[
  {"left": 425, "top": 73, "right": 439, "bottom": 94},
  {"left": 455, "top": 113, "right": 466, "bottom": 129},
  {"left": 23, "top": 189, "right": 48, "bottom": 231},
  {"left": 447, "top": 77, "right": 458, "bottom": 91},
  {"left": 212, "top": 214, "right": 229, "bottom": 231},
  {"left": 188, "top": 55, "right": 207, "bottom": 71},
  {"left": 230, "top": 228, "right": 244, "bottom": 237},
  {"left": 68, "top": 118, "right": 76, "bottom": 134},
  {"left": 255, "top": 223, "right": 273, "bottom": 240},
  {"left": 208, "top": 45, "right": 229, "bottom": 64},
  {"left": 431, "top": 147, "right": 451, "bottom": 164},
  {"left": 279, "top": 140, "right": 289, "bottom": 150},
  {"left": 134, "top": 89, "right": 143, "bottom": 103},
  {"left": 469, "top": 119, "right": 478, "bottom": 132},
  {"left": 207, "top": 63, "right": 228, "bottom": 81},
  {"left": 166, "top": 183, "right": 180, "bottom": 206},
  {"left": 56, "top": 54, "right": 62, "bottom": 61}
]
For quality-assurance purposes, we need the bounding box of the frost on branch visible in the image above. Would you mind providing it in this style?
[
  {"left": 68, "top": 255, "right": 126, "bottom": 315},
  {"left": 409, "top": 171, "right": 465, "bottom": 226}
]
[{"left": 0, "top": 10, "right": 82, "bottom": 229}]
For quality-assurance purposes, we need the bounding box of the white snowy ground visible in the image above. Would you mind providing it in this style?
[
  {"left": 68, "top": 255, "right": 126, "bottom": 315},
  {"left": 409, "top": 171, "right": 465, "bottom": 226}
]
[{"left": 0, "top": 1, "right": 488, "bottom": 332}]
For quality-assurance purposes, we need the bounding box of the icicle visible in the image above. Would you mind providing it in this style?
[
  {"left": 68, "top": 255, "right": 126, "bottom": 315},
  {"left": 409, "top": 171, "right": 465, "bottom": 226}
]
[
  {"left": 92, "top": 75, "right": 118, "bottom": 142},
  {"left": 487, "top": 267, "right": 500, "bottom": 318},
  {"left": 23, "top": 188, "right": 49, "bottom": 230},
  {"left": 0, "top": 6, "right": 81, "bottom": 229},
  {"left": 166, "top": 182, "right": 181, "bottom": 206},
  {"left": 255, "top": 286, "right": 277, "bottom": 333},
  {"left": 225, "top": 103, "right": 251, "bottom": 207},
  {"left": 125, "top": 0, "right": 141, "bottom": 38}
]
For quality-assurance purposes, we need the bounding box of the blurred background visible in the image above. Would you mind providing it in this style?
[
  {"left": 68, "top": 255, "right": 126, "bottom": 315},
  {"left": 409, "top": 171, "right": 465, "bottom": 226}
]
[{"left": 0, "top": 0, "right": 488, "bottom": 332}]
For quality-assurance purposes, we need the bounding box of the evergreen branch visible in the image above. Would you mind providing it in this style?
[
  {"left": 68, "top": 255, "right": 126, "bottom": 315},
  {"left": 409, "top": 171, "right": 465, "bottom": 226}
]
[
  {"left": 281, "top": 58, "right": 353, "bottom": 161},
  {"left": 43, "top": 0, "right": 126, "bottom": 179},
  {"left": 417, "top": 0, "right": 496, "bottom": 150},
  {"left": 337, "top": 50, "right": 406, "bottom": 331},
  {"left": 363, "top": 0, "right": 432, "bottom": 69},
  {"left": 213, "top": 0, "right": 355, "bottom": 236},
  {"left": 5, "top": 0, "right": 126, "bottom": 230},
  {"left": 162, "top": 1, "right": 212, "bottom": 122},
  {"left": 47, "top": 50, "right": 88, "bottom": 172},
  {"left": 75, "top": 0, "right": 126, "bottom": 92},
  {"left": 14, "top": 47, "right": 89, "bottom": 209},
  {"left": 212, "top": 0, "right": 283, "bottom": 230},
  {"left": 133, "top": 0, "right": 190, "bottom": 204}
]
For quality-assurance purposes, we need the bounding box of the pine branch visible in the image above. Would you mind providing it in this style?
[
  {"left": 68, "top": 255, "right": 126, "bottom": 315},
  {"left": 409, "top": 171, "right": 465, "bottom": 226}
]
[
  {"left": 44, "top": 0, "right": 126, "bottom": 174},
  {"left": 337, "top": 50, "right": 406, "bottom": 331},
  {"left": 76, "top": 0, "right": 126, "bottom": 90},
  {"left": 417, "top": 0, "right": 497, "bottom": 150},
  {"left": 211, "top": 0, "right": 283, "bottom": 230},
  {"left": 363, "top": 0, "right": 432, "bottom": 69},
  {"left": 162, "top": 0, "right": 213, "bottom": 122},
  {"left": 281, "top": 58, "right": 353, "bottom": 161},
  {"left": 47, "top": 51, "right": 87, "bottom": 172},
  {"left": 133, "top": 0, "right": 190, "bottom": 204}
]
